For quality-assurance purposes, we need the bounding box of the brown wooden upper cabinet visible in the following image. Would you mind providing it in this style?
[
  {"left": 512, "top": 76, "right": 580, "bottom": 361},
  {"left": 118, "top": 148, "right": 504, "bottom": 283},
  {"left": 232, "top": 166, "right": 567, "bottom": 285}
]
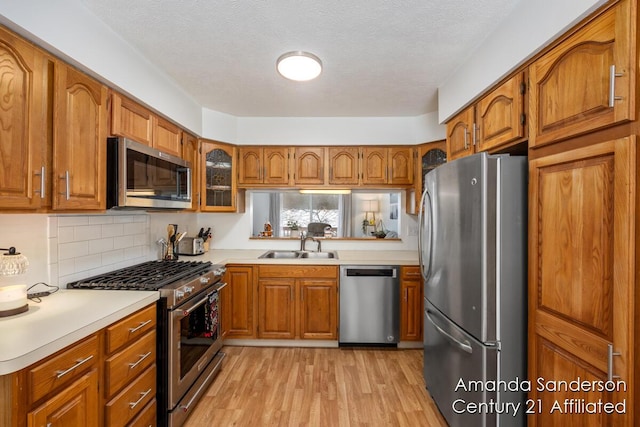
[
  {"left": 406, "top": 140, "right": 446, "bottom": 215},
  {"left": 362, "top": 147, "right": 413, "bottom": 185},
  {"left": 528, "top": 0, "right": 634, "bottom": 148},
  {"left": 182, "top": 132, "right": 200, "bottom": 211},
  {"left": 328, "top": 147, "right": 360, "bottom": 185},
  {"left": 476, "top": 73, "right": 526, "bottom": 152},
  {"left": 446, "top": 106, "right": 475, "bottom": 161},
  {"left": 111, "top": 92, "right": 182, "bottom": 157},
  {"left": 53, "top": 61, "right": 108, "bottom": 211},
  {"left": 292, "top": 147, "right": 325, "bottom": 185},
  {"left": 0, "top": 26, "right": 50, "bottom": 210},
  {"left": 238, "top": 146, "right": 290, "bottom": 186},
  {"left": 201, "top": 140, "right": 243, "bottom": 212},
  {"left": 447, "top": 72, "right": 527, "bottom": 161}
]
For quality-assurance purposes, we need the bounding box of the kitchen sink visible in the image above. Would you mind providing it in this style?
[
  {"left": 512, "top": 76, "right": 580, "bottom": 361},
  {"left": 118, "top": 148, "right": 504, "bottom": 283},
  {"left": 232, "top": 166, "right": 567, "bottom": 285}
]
[
  {"left": 259, "top": 250, "right": 301, "bottom": 259},
  {"left": 259, "top": 250, "right": 338, "bottom": 259},
  {"left": 299, "top": 251, "right": 337, "bottom": 259}
]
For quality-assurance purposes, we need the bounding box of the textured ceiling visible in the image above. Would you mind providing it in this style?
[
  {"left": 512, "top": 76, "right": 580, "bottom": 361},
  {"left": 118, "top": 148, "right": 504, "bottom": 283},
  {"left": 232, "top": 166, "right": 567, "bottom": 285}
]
[{"left": 80, "top": 0, "right": 520, "bottom": 117}]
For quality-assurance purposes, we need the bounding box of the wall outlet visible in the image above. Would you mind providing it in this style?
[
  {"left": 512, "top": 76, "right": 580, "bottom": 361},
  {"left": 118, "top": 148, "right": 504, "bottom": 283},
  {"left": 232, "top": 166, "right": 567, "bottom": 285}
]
[{"left": 406, "top": 225, "right": 419, "bottom": 236}]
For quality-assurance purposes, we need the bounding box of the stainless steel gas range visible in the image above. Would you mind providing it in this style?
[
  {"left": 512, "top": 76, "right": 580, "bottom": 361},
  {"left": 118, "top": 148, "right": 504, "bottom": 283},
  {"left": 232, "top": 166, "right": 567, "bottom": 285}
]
[{"left": 68, "top": 260, "right": 227, "bottom": 427}]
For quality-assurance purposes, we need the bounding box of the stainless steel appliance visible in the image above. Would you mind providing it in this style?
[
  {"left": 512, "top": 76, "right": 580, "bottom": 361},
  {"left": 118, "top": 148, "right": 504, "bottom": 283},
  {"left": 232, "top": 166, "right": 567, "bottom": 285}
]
[
  {"left": 68, "top": 260, "right": 226, "bottom": 427},
  {"left": 339, "top": 265, "right": 399, "bottom": 345},
  {"left": 419, "top": 152, "right": 527, "bottom": 427},
  {"left": 177, "top": 237, "right": 205, "bottom": 256},
  {"left": 107, "top": 136, "right": 192, "bottom": 209}
]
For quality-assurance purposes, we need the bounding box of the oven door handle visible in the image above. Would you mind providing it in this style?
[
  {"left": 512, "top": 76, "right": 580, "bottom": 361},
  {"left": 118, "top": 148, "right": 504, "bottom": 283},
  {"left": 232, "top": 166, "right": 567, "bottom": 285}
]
[
  {"left": 175, "top": 294, "right": 210, "bottom": 318},
  {"left": 216, "top": 282, "right": 228, "bottom": 292}
]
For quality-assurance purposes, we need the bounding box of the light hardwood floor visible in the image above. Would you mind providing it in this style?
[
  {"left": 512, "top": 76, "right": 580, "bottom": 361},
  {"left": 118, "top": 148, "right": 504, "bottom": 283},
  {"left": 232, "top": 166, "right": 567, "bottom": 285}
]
[{"left": 184, "top": 346, "right": 448, "bottom": 426}]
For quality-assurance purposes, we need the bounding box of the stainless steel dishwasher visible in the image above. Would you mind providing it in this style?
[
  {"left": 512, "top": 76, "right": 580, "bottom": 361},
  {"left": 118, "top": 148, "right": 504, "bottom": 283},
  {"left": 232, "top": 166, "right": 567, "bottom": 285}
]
[{"left": 339, "top": 265, "right": 400, "bottom": 346}]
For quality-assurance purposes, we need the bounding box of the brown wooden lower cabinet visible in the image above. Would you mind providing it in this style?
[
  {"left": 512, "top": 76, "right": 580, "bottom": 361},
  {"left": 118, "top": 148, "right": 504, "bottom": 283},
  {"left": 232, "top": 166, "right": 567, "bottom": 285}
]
[
  {"left": 528, "top": 136, "right": 635, "bottom": 426},
  {"left": 222, "top": 265, "right": 256, "bottom": 338},
  {"left": 257, "top": 265, "right": 338, "bottom": 340},
  {"left": 400, "top": 266, "right": 423, "bottom": 342},
  {"left": 0, "top": 303, "right": 158, "bottom": 427}
]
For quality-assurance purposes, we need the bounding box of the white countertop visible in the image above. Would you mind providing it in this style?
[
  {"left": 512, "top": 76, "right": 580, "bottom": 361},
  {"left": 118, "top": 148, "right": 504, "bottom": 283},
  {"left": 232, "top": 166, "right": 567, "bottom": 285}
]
[
  {"left": 0, "top": 290, "right": 158, "bottom": 375},
  {"left": 200, "top": 249, "right": 419, "bottom": 266}
]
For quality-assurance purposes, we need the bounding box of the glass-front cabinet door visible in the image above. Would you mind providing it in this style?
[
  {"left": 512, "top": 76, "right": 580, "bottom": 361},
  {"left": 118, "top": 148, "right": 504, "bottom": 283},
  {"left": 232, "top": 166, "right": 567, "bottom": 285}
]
[{"left": 201, "top": 140, "right": 241, "bottom": 212}]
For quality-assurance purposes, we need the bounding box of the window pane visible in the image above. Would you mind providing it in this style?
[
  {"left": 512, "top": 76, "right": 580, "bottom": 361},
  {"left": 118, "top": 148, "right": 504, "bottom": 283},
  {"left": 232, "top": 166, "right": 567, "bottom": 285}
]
[{"left": 281, "top": 193, "right": 339, "bottom": 229}]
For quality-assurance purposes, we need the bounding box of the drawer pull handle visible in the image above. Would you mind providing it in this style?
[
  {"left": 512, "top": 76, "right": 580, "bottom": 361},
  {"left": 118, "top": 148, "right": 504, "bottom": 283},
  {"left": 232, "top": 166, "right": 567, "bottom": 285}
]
[
  {"left": 129, "top": 388, "right": 152, "bottom": 409},
  {"left": 55, "top": 355, "right": 94, "bottom": 378},
  {"left": 128, "top": 352, "right": 152, "bottom": 370},
  {"left": 129, "top": 319, "right": 152, "bottom": 334}
]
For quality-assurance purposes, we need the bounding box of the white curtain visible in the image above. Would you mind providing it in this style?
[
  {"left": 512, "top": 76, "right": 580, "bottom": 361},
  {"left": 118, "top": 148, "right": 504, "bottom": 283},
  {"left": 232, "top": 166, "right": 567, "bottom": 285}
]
[{"left": 338, "top": 194, "right": 352, "bottom": 237}]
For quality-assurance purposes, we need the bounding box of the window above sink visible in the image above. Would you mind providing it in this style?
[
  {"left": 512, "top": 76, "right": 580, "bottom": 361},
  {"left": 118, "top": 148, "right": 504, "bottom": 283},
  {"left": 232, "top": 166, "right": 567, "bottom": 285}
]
[{"left": 249, "top": 190, "right": 402, "bottom": 240}]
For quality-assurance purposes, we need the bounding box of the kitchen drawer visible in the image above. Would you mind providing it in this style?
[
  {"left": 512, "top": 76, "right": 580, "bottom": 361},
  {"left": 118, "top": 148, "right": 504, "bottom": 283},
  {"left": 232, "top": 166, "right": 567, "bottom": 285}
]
[
  {"left": 106, "top": 364, "right": 156, "bottom": 427},
  {"left": 126, "top": 398, "right": 157, "bottom": 427},
  {"left": 401, "top": 266, "right": 421, "bottom": 280},
  {"left": 258, "top": 265, "right": 338, "bottom": 279},
  {"left": 28, "top": 334, "right": 99, "bottom": 404},
  {"left": 105, "top": 330, "right": 156, "bottom": 397},
  {"left": 106, "top": 304, "right": 157, "bottom": 353}
]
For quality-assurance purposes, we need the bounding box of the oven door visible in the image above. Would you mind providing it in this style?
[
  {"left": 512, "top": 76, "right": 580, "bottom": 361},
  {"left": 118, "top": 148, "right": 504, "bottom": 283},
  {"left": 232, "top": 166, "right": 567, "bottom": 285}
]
[{"left": 168, "top": 282, "right": 225, "bottom": 408}]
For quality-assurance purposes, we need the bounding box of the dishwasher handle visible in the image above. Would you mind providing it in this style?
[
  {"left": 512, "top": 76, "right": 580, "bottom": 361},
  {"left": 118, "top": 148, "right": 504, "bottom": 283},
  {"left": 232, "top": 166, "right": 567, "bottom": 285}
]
[{"left": 344, "top": 268, "right": 397, "bottom": 278}]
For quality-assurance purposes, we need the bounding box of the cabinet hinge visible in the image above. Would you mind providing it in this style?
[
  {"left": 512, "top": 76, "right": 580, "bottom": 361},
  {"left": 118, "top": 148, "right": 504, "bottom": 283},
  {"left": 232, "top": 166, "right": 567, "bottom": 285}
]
[
  {"left": 520, "top": 113, "right": 526, "bottom": 126},
  {"left": 520, "top": 81, "right": 526, "bottom": 95}
]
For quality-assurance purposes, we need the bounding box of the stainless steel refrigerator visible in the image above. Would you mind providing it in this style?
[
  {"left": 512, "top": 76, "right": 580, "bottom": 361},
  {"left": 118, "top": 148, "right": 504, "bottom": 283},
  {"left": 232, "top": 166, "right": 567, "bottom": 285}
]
[{"left": 419, "top": 152, "right": 527, "bottom": 427}]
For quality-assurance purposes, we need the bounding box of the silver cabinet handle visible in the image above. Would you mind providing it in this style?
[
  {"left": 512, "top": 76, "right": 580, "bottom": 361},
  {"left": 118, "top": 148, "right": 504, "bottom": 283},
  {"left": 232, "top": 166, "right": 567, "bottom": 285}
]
[
  {"left": 128, "top": 351, "right": 152, "bottom": 370},
  {"left": 472, "top": 123, "right": 477, "bottom": 146},
  {"left": 609, "top": 65, "right": 624, "bottom": 107},
  {"left": 34, "top": 166, "right": 45, "bottom": 198},
  {"left": 128, "top": 319, "right": 152, "bottom": 334},
  {"left": 55, "top": 355, "right": 94, "bottom": 378},
  {"left": 463, "top": 128, "right": 469, "bottom": 150},
  {"left": 607, "top": 343, "right": 621, "bottom": 381},
  {"left": 426, "top": 310, "right": 472, "bottom": 354},
  {"left": 129, "top": 388, "right": 152, "bottom": 409},
  {"left": 59, "top": 170, "right": 70, "bottom": 200}
]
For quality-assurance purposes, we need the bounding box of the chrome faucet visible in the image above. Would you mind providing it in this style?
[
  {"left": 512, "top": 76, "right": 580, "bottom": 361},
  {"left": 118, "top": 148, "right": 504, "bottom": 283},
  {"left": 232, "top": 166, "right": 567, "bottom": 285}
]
[{"left": 300, "top": 232, "right": 321, "bottom": 252}]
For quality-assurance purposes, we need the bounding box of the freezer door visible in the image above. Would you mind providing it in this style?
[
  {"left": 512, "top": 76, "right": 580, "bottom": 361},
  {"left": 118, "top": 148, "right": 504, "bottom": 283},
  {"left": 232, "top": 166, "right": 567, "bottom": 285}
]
[
  {"left": 423, "top": 300, "right": 498, "bottom": 427},
  {"left": 421, "top": 152, "right": 497, "bottom": 342}
]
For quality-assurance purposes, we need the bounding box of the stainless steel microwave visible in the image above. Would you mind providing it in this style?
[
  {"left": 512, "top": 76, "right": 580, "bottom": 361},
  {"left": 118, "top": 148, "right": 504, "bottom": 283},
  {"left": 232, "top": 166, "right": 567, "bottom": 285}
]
[{"left": 107, "top": 137, "right": 192, "bottom": 209}]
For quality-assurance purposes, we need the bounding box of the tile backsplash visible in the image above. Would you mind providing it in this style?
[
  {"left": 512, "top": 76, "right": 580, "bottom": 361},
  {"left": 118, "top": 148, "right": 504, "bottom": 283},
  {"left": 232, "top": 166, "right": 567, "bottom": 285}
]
[{"left": 54, "top": 214, "right": 151, "bottom": 286}]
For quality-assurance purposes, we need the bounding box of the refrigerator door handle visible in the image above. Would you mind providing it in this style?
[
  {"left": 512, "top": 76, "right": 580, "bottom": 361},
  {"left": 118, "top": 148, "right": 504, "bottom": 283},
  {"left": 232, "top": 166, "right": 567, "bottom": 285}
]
[
  {"left": 418, "top": 188, "right": 433, "bottom": 281},
  {"left": 426, "top": 309, "right": 473, "bottom": 354}
]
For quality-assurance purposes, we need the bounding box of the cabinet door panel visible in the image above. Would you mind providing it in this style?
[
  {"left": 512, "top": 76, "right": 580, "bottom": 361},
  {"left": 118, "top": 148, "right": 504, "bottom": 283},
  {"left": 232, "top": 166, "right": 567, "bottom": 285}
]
[
  {"left": 224, "top": 266, "right": 255, "bottom": 338},
  {"left": 293, "top": 147, "right": 324, "bottom": 185},
  {"left": 238, "top": 147, "right": 262, "bottom": 184},
  {"left": 153, "top": 116, "right": 181, "bottom": 156},
  {"left": 528, "top": 137, "right": 634, "bottom": 425},
  {"left": 201, "top": 141, "right": 239, "bottom": 212},
  {"left": 476, "top": 73, "right": 525, "bottom": 152},
  {"left": 328, "top": 147, "right": 359, "bottom": 185},
  {"left": 258, "top": 279, "right": 295, "bottom": 339},
  {"left": 53, "top": 63, "right": 107, "bottom": 210},
  {"left": 529, "top": 1, "right": 634, "bottom": 147},
  {"left": 362, "top": 147, "right": 387, "bottom": 184},
  {"left": 0, "top": 28, "right": 48, "bottom": 209},
  {"left": 28, "top": 369, "right": 99, "bottom": 427},
  {"left": 110, "top": 93, "right": 153, "bottom": 146},
  {"left": 299, "top": 279, "right": 337, "bottom": 340},
  {"left": 389, "top": 147, "right": 413, "bottom": 185},
  {"left": 446, "top": 106, "right": 475, "bottom": 161},
  {"left": 263, "top": 147, "right": 289, "bottom": 185}
]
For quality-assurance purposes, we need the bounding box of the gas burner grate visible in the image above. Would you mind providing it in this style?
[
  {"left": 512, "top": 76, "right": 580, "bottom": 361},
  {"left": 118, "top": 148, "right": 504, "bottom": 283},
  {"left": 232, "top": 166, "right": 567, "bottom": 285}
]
[{"left": 67, "top": 260, "right": 213, "bottom": 290}]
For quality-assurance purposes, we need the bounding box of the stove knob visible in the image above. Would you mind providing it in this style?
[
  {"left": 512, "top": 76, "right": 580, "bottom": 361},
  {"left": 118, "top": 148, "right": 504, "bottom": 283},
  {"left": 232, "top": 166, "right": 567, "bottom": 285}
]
[
  {"left": 176, "top": 290, "right": 185, "bottom": 300},
  {"left": 200, "top": 277, "right": 210, "bottom": 284},
  {"left": 184, "top": 286, "right": 194, "bottom": 295}
]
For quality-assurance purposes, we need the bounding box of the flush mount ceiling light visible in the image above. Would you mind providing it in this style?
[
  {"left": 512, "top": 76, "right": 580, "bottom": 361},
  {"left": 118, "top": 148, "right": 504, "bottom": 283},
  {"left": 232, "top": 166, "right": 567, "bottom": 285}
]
[{"left": 276, "top": 51, "right": 322, "bottom": 81}]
